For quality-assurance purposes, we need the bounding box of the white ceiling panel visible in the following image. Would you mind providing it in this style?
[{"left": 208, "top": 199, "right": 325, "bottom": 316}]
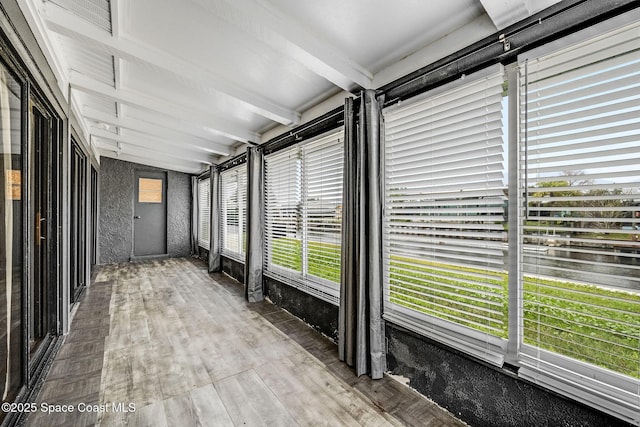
[
  {"left": 119, "top": 106, "right": 237, "bottom": 149},
  {"left": 75, "top": 91, "right": 117, "bottom": 116},
  {"left": 261, "top": 0, "right": 484, "bottom": 73},
  {"left": 49, "top": 0, "right": 111, "bottom": 33},
  {"left": 480, "top": 0, "right": 562, "bottom": 29},
  {"left": 125, "top": 0, "right": 334, "bottom": 111},
  {"left": 97, "top": 148, "right": 205, "bottom": 174},
  {"left": 20, "top": 0, "right": 564, "bottom": 173},
  {"left": 121, "top": 60, "right": 272, "bottom": 130},
  {"left": 56, "top": 33, "right": 114, "bottom": 86}
]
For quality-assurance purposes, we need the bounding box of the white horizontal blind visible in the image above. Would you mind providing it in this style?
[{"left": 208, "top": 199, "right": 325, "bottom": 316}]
[
  {"left": 220, "top": 165, "right": 247, "bottom": 260},
  {"left": 264, "top": 147, "right": 302, "bottom": 276},
  {"left": 519, "top": 21, "right": 640, "bottom": 421},
  {"left": 239, "top": 166, "right": 247, "bottom": 255},
  {"left": 383, "top": 66, "right": 507, "bottom": 363},
  {"left": 303, "top": 132, "right": 344, "bottom": 285},
  {"left": 221, "top": 170, "right": 239, "bottom": 253},
  {"left": 197, "top": 177, "right": 210, "bottom": 249},
  {"left": 264, "top": 130, "right": 344, "bottom": 303}
]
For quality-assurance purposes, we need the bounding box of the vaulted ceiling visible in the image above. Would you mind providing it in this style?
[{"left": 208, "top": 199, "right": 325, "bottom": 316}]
[{"left": 18, "top": 0, "right": 561, "bottom": 173}]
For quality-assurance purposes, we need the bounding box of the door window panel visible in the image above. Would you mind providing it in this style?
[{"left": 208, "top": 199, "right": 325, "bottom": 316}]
[{"left": 139, "top": 178, "right": 163, "bottom": 203}]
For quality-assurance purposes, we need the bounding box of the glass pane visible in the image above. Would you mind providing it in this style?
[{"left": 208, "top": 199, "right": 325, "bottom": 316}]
[
  {"left": 139, "top": 178, "right": 162, "bottom": 203},
  {"left": 239, "top": 169, "right": 247, "bottom": 255},
  {"left": 384, "top": 71, "right": 508, "bottom": 338},
  {"left": 265, "top": 149, "right": 302, "bottom": 273},
  {"left": 197, "top": 178, "right": 210, "bottom": 248},
  {"left": 222, "top": 173, "right": 240, "bottom": 253},
  {"left": 521, "top": 42, "right": 640, "bottom": 378},
  {"left": 0, "top": 63, "right": 23, "bottom": 404},
  {"left": 303, "top": 133, "right": 343, "bottom": 284}
]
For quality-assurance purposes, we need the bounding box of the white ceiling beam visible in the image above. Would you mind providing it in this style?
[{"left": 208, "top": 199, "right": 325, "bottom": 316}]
[
  {"left": 96, "top": 147, "right": 203, "bottom": 174},
  {"left": 84, "top": 108, "right": 230, "bottom": 155},
  {"left": 110, "top": 0, "right": 122, "bottom": 39},
  {"left": 91, "top": 129, "right": 216, "bottom": 163},
  {"left": 95, "top": 145, "right": 203, "bottom": 170},
  {"left": 111, "top": 0, "right": 123, "bottom": 117},
  {"left": 113, "top": 56, "right": 122, "bottom": 91},
  {"left": 93, "top": 136, "right": 213, "bottom": 165},
  {"left": 42, "top": 2, "right": 299, "bottom": 125},
  {"left": 69, "top": 71, "right": 259, "bottom": 144},
  {"left": 69, "top": 90, "right": 91, "bottom": 143},
  {"left": 189, "top": 0, "right": 372, "bottom": 91}
]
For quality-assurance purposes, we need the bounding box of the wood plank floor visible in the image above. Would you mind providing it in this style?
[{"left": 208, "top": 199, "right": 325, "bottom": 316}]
[{"left": 25, "top": 258, "right": 466, "bottom": 427}]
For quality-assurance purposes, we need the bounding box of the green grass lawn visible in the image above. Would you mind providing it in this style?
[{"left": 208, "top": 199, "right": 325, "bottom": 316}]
[
  {"left": 389, "top": 257, "right": 507, "bottom": 338},
  {"left": 389, "top": 257, "right": 640, "bottom": 378},
  {"left": 270, "top": 237, "right": 302, "bottom": 271},
  {"left": 268, "top": 237, "right": 640, "bottom": 378},
  {"left": 270, "top": 237, "right": 341, "bottom": 283}
]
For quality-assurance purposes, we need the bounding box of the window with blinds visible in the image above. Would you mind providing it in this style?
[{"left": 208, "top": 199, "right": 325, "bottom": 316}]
[
  {"left": 518, "top": 21, "right": 640, "bottom": 419},
  {"left": 197, "top": 177, "right": 210, "bottom": 249},
  {"left": 383, "top": 65, "right": 508, "bottom": 364},
  {"left": 264, "top": 130, "right": 344, "bottom": 303},
  {"left": 220, "top": 165, "right": 247, "bottom": 260}
]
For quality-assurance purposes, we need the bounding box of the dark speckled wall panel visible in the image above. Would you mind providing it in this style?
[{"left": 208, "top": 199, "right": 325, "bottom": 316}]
[
  {"left": 264, "top": 276, "right": 339, "bottom": 341},
  {"left": 221, "top": 256, "right": 244, "bottom": 284},
  {"left": 385, "top": 323, "right": 632, "bottom": 427},
  {"left": 99, "top": 158, "right": 192, "bottom": 264}
]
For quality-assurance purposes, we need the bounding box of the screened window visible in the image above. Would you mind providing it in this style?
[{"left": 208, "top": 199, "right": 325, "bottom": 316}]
[
  {"left": 518, "top": 20, "right": 640, "bottom": 420},
  {"left": 264, "top": 130, "right": 344, "bottom": 303},
  {"left": 383, "top": 65, "right": 508, "bottom": 364},
  {"left": 220, "top": 165, "right": 247, "bottom": 260},
  {"left": 197, "top": 177, "right": 210, "bottom": 249},
  {"left": 379, "top": 18, "right": 640, "bottom": 423}
]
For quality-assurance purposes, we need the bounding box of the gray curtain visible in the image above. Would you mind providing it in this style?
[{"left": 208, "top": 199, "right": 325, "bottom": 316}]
[
  {"left": 191, "top": 176, "right": 199, "bottom": 254},
  {"left": 244, "top": 146, "right": 264, "bottom": 302},
  {"left": 208, "top": 166, "right": 221, "bottom": 272},
  {"left": 339, "top": 91, "right": 386, "bottom": 379}
]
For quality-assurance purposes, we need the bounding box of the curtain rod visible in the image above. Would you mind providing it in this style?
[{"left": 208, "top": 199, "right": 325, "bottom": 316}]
[
  {"left": 260, "top": 106, "right": 345, "bottom": 155},
  {"left": 217, "top": 152, "right": 248, "bottom": 172}
]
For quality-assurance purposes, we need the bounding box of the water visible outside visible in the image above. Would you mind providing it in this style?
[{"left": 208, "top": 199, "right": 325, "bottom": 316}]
[{"left": 521, "top": 247, "right": 640, "bottom": 292}]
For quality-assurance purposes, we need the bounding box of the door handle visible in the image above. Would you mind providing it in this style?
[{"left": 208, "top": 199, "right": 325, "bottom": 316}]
[{"left": 134, "top": 216, "right": 141, "bottom": 219}]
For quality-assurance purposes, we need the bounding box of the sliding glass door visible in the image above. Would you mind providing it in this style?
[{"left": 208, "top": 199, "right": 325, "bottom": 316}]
[{"left": 0, "top": 60, "right": 23, "bottom": 411}]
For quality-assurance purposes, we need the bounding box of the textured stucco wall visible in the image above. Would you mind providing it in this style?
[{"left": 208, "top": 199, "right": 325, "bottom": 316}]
[
  {"left": 99, "top": 158, "right": 134, "bottom": 263},
  {"left": 166, "top": 170, "right": 191, "bottom": 257},
  {"left": 99, "top": 158, "right": 192, "bottom": 264},
  {"left": 385, "top": 323, "right": 632, "bottom": 427}
]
